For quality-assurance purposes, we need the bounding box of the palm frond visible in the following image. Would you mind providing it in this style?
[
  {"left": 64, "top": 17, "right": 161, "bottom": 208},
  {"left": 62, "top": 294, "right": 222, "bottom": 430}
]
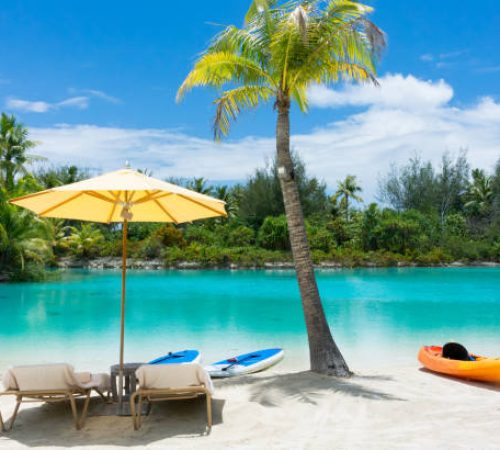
[
  {"left": 288, "top": 5, "right": 383, "bottom": 90},
  {"left": 245, "top": 0, "right": 278, "bottom": 24},
  {"left": 176, "top": 52, "right": 274, "bottom": 101},
  {"left": 291, "top": 84, "right": 308, "bottom": 112},
  {"left": 208, "top": 25, "right": 266, "bottom": 65},
  {"left": 213, "top": 85, "right": 273, "bottom": 140}
]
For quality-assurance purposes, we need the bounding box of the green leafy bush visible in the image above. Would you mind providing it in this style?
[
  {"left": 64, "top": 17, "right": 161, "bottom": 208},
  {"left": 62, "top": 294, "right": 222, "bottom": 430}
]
[
  {"left": 307, "top": 225, "right": 335, "bottom": 252},
  {"left": 227, "top": 225, "right": 255, "bottom": 247},
  {"left": 258, "top": 215, "right": 289, "bottom": 250}
]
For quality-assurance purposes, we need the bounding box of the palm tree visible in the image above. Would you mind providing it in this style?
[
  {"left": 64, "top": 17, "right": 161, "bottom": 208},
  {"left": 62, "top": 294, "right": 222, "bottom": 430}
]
[
  {"left": 0, "top": 113, "right": 43, "bottom": 192},
  {"left": 333, "top": 175, "right": 363, "bottom": 221},
  {"left": 36, "top": 165, "right": 89, "bottom": 189},
  {"left": 214, "top": 185, "right": 240, "bottom": 217},
  {"left": 465, "top": 169, "right": 493, "bottom": 217},
  {"left": 61, "top": 224, "right": 105, "bottom": 259},
  {"left": 0, "top": 198, "right": 52, "bottom": 278},
  {"left": 187, "top": 177, "right": 213, "bottom": 196},
  {"left": 177, "top": 0, "right": 384, "bottom": 376}
]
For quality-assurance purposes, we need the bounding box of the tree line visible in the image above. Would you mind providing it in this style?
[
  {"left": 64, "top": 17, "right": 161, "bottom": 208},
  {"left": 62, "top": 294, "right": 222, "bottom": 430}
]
[{"left": 1, "top": 112, "right": 499, "bottom": 281}]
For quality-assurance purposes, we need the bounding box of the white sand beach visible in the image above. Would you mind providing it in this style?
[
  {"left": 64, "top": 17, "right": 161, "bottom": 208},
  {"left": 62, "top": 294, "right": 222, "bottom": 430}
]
[{"left": 1, "top": 365, "right": 499, "bottom": 450}]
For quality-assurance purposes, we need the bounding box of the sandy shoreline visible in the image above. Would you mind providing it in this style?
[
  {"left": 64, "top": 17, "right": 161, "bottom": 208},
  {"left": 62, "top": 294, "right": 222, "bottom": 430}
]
[{"left": 1, "top": 365, "right": 499, "bottom": 449}]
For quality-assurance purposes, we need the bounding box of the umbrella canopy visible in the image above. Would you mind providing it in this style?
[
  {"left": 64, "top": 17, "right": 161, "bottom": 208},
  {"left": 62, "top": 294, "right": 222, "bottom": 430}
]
[
  {"left": 9, "top": 168, "right": 226, "bottom": 406},
  {"left": 9, "top": 168, "right": 226, "bottom": 223}
]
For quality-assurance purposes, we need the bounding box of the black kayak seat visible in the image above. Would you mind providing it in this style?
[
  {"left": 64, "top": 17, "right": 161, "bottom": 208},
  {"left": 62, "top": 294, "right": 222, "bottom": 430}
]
[{"left": 442, "top": 342, "right": 471, "bottom": 361}]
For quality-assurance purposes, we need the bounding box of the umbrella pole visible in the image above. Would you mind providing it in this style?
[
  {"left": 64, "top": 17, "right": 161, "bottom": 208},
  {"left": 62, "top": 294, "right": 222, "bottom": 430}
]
[{"left": 118, "top": 218, "right": 128, "bottom": 407}]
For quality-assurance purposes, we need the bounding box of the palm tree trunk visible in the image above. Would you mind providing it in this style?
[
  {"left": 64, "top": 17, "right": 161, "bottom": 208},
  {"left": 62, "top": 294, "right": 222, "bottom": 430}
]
[
  {"left": 275, "top": 97, "right": 350, "bottom": 377},
  {"left": 5, "top": 165, "right": 14, "bottom": 193}
]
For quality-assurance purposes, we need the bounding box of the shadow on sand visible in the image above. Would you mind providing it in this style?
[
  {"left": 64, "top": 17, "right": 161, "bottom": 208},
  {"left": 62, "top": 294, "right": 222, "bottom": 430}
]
[
  {"left": 218, "top": 370, "right": 405, "bottom": 407},
  {"left": 0, "top": 396, "right": 225, "bottom": 447},
  {"left": 0, "top": 370, "right": 405, "bottom": 446}
]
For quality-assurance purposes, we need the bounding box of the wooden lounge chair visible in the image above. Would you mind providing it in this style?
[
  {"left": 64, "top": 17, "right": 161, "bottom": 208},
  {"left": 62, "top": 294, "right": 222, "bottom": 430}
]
[
  {"left": 0, "top": 363, "right": 110, "bottom": 431},
  {"left": 131, "top": 363, "right": 214, "bottom": 432}
]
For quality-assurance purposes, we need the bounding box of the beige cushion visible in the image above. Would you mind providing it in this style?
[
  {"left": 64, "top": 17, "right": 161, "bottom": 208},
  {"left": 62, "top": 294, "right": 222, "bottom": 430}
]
[
  {"left": 79, "top": 373, "right": 110, "bottom": 392},
  {"left": 2, "top": 363, "right": 110, "bottom": 392},
  {"left": 74, "top": 371, "right": 92, "bottom": 384},
  {"left": 136, "top": 363, "right": 214, "bottom": 395}
]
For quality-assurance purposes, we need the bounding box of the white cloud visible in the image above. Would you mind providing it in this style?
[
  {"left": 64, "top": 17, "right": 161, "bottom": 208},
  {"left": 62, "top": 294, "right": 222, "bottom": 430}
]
[
  {"left": 56, "top": 96, "right": 89, "bottom": 109},
  {"left": 475, "top": 66, "right": 500, "bottom": 74},
  {"left": 31, "top": 125, "right": 274, "bottom": 181},
  {"left": 5, "top": 89, "right": 121, "bottom": 113},
  {"left": 6, "top": 99, "right": 53, "bottom": 113},
  {"left": 6, "top": 96, "right": 89, "bottom": 113},
  {"left": 419, "top": 54, "right": 433, "bottom": 62},
  {"left": 420, "top": 49, "right": 467, "bottom": 66},
  {"left": 308, "top": 74, "right": 453, "bottom": 110},
  {"left": 68, "top": 88, "right": 121, "bottom": 104},
  {"left": 438, "top": 50, "right": 467, "bottom": 60},
  {"left": 30, "top": 74, "right": 500, "bottom": 201}
]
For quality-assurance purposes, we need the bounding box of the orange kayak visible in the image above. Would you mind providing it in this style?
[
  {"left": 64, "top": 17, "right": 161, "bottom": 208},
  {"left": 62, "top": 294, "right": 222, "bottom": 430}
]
[{"left": 418, "top": 345, "right": 500, "bottom": 383}]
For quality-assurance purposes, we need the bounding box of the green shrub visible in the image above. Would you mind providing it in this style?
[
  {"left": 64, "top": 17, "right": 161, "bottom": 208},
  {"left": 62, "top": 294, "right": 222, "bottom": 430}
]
[
  {"left": 326, "top": 217, "right": 351, "bottom": 246},
  {"left": 415, "top": 248, "right": 453, "bottom": 265},
  {"left": 100, "top": 239, "right": 122, "bottom": 257},
  {"left": 258, "top": 215, "right": 289, "bottom": 250},
  {"left": 307, "top": 226, "right": 335, "bottom": 252},
  {"left": 491, "top": 241, "right": 500, "bottom": 260},
  {"left": 227, "top": 225, "right": 255, "bottom": 247},
  {"left": 444, "top": 213, "right": 468, "bottom": 237},
  {"left": 184, "top": 225, "right": 216, "bottom": 245},
  {"left": 360, "top": 203, "right": 380, "bottom": 251},
  {"left": 153, "top": 224, "right": 185, "bottom": 247},
  {"left": 138, "top": 237, "right": 163, "bottom": 259},
  {"left": 61, "top": 224, "right": 105, "bottom": 258}
]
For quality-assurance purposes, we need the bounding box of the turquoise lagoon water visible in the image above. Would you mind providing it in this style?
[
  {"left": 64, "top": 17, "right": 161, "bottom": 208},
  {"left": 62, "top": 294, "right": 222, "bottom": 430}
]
[{"left": 0, "top": 268, "right": 499, "bottom": 372}]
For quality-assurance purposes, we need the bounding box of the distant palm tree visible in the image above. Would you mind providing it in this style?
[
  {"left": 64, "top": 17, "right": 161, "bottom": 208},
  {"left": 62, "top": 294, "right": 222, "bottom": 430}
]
[
  {"left": 61, "top": 224, "right": 105, "bottom": 258},
  {"left": 137, "top": 168, "right": 154, "bottom": 177},
  {"left": 333, "top": 175, "right": 363, "bottom": 221},
  {"left": 188, "top": 177, "right": 213, "bottom": 196},
  {"left": 0, "top": 113, "right": 44, "bottom": 192},
  {"left": 177, "top": 0, "right": 384, "bottom": 376},
  {"left": 214, "top": 185, "right": 239, "bottom": 217},
  {"left": 214, "top": 185, "right": 230, "bottom": 202},
  {"left": 0, "top": 200, "right": 52, "bottom": 275},
  {"left": 36, "top": 165, "right": 89, "bottom": 189},
  {"left": 465, "top": 169, "right": 493, "bottom": 217}
]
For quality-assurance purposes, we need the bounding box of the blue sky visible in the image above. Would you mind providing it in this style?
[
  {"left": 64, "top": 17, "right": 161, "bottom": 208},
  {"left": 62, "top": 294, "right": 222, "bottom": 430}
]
[{"left": 1, "top": 1, "right": 499, "bottom": 198}]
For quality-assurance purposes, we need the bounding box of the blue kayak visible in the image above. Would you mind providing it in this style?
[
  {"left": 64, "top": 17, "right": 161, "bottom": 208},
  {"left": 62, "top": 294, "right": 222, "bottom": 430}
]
[
  {"left": 205, "top": 348, "right": 284, "bottom": 378},
  {"left": 149, "top": 349, "right": 200, "bottom": 365}
]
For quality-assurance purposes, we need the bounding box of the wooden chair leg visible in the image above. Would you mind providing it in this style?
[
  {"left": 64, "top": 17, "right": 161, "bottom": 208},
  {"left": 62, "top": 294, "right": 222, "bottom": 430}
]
[
  {"left": 136, "top": 395, "right": 144, "bottom": 429},
  {"left": 5, "top": 396, "right": 22, "bottom": 431},
  {"left": 95, "top": 389, "right": 108, "bottom": 403},
  {"left": 206, "top": 393, "right": 212, "bottom": 432},
  {"left": 68, "top": 394, "right": 80, "bottom": 430},
  {"left": 111, "top": 374, "right": 118, "bottom": 403},
  {"left": 79, "top": 391, "right": 91, "bottom": 429},
  {"left": 130, "top": 392, "right": 138, "bottom": 430}
]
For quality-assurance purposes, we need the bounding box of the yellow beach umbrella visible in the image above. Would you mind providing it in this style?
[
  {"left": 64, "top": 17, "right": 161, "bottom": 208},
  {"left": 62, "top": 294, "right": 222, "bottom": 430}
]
[{"left": 9, "top": 168, "right": 226, "bottom": 403}]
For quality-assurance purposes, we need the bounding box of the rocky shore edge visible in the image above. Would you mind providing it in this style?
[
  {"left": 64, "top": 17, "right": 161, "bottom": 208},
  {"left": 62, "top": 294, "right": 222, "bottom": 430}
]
[{"left": 56, "top": 257, "right": 500, "bottom": 270}]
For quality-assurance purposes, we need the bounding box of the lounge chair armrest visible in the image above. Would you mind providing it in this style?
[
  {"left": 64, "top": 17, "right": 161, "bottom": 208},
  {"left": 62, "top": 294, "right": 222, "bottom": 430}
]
[
  {"left": 78, "top": 373, "right": 111, "bottom": 392},
  {"left": 74, "top": 372, "right": 92, "bottom": 384}
]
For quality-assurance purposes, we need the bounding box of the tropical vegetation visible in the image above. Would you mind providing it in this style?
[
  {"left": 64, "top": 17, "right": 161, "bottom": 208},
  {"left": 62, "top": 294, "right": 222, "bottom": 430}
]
[{"left": 2, "top": 117, "right": 500, "bottom": 283}]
